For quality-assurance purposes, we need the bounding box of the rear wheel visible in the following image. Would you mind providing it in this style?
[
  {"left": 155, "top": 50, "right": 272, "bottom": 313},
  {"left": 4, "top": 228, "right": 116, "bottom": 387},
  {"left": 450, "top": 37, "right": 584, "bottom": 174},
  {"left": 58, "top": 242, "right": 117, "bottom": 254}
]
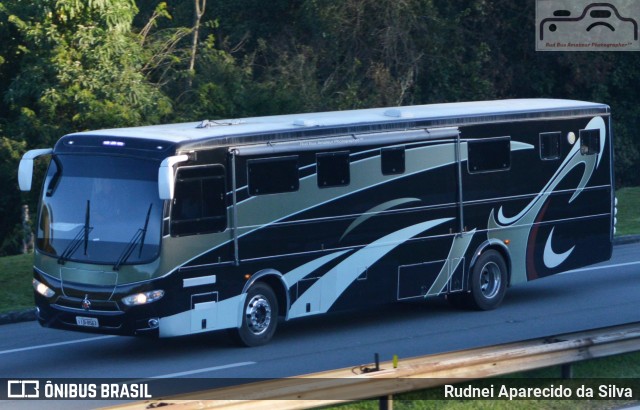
[
  {"left": 468, "top": 250, "right": 508, "bottom": 310},
  {"left": 230, "top": 282, "right": 278, "bottom": 347}
]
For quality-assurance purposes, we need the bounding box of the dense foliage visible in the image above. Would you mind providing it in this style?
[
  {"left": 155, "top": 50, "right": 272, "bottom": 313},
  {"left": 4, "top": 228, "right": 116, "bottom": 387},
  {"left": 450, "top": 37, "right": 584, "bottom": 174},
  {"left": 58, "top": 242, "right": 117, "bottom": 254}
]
[{"left": 0, "top": 0, "right": 638, "bottom": 254}]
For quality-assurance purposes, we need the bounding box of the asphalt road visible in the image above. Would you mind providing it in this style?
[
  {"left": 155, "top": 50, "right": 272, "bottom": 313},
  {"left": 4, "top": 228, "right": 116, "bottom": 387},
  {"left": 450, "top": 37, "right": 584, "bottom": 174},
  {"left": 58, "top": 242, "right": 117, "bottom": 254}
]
[{"left": 1, "top": 242, "right": 639, "bottom": 407}]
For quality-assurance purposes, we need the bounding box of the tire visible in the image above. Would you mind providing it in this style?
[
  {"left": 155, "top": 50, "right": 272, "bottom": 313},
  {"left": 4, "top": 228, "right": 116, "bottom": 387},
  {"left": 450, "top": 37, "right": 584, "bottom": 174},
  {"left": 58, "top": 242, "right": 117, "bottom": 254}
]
[
  {"left": 230, "top": 282, "right": 279, "bottom": 347},
  {"left": 468, "top": 250, "right": 508, "bottom": 311}
]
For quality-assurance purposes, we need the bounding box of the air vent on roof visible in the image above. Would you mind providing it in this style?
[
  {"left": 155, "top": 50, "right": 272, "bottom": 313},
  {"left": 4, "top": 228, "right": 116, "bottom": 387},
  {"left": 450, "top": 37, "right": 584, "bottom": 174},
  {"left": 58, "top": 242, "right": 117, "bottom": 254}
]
[
  {"left": 196, "top": 119, "right": 243, "bottom": 128},
  {"left": 293, "top": 119, "right": 318, "bottom": 127},
  {"left": 384, "top": 108, "right": 414, "bottom": 119}
]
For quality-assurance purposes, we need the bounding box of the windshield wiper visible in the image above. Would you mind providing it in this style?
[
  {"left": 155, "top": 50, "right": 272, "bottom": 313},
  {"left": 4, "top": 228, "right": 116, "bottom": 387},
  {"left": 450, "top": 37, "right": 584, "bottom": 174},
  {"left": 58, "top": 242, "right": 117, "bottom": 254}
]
[
  {"left": 58, "top": 200, "right": 92, "bottom": 264},
  {"left": 113, "top": 203, "right": 153, "bottom": 271}
]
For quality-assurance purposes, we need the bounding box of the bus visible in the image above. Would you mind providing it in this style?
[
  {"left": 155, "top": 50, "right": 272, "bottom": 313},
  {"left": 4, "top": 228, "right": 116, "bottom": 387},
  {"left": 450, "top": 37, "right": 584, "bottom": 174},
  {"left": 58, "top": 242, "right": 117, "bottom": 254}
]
[{"left": 18, "top": 99, "right": 615, "bottom": 346}]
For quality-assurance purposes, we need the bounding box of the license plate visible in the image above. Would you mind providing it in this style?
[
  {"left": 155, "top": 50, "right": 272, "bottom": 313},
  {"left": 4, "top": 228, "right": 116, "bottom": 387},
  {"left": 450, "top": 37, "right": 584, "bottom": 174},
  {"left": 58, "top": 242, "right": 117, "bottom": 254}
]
[{"left": 76, "top": 316, "right": 99, "bottom": 328}]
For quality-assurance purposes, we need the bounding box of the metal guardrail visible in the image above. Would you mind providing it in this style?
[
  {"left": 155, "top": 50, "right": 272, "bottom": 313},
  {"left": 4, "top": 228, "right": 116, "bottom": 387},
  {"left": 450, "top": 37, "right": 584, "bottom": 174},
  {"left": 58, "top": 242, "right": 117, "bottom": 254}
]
[{"left": 107, "top": 322, "right": 640, "bottom": 410}]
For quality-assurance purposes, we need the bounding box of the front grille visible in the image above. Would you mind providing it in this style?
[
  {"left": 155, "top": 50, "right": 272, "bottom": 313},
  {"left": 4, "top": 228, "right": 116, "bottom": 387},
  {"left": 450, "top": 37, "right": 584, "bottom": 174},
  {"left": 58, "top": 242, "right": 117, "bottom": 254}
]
[{"left": 54, "top": 296, "right": 122, "bottom": 313}]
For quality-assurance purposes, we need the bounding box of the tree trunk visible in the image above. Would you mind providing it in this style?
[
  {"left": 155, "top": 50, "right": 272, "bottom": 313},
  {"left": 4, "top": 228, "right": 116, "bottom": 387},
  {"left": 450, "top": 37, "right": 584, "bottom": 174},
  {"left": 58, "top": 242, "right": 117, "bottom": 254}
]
[
  {"left": 22, "top": 205, "right": 33, "bottom": 254},
  {"left": 188, "top": 0, "right": 206, "bottom": 88}
]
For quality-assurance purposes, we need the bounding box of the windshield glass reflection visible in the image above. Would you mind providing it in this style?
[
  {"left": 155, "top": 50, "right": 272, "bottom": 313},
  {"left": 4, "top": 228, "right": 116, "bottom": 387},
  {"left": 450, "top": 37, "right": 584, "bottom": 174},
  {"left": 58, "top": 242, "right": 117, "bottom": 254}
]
[{"left": 37, "top": 155, "right": 163, "bottom": 265}]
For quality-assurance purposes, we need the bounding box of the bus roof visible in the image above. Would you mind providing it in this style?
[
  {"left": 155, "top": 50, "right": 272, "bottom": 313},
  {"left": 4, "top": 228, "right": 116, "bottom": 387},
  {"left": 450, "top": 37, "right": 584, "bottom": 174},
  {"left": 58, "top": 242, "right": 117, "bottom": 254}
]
[{"left": 67, "top": 99, "right": 609, "bottom": 148}]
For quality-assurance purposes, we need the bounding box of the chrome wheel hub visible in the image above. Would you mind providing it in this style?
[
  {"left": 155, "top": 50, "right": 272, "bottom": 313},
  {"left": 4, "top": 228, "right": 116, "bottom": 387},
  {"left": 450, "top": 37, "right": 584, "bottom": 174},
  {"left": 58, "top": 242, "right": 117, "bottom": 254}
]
[
  {"left": 245, "top": 295, "right": 272, "bottom": 335},
  {"left": 479, "top": 261, "right": 501, "bottom": 299}
]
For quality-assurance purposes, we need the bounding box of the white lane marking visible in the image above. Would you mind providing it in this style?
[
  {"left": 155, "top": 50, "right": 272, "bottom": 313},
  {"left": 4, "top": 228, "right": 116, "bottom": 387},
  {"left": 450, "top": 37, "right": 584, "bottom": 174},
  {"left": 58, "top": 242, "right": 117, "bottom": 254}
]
[
  {"left": 152, "top": 361, "right": 256, "bottom": 378},
  {"left": 563, "top": 260, "right": 640, "bottom": 274},
  {"left": 0, "top": 335, "right": 115, "bottom": 355}
]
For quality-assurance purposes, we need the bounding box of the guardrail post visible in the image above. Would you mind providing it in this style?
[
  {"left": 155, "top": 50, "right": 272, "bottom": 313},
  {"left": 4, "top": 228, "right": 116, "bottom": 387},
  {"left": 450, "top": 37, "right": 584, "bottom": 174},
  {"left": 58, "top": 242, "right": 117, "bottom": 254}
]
[
  {"left": 561, "top": 363, "right": 573, "bottom": 379},
  {"left": 379, "top": 394, "right": 393, "bottom": 410}
]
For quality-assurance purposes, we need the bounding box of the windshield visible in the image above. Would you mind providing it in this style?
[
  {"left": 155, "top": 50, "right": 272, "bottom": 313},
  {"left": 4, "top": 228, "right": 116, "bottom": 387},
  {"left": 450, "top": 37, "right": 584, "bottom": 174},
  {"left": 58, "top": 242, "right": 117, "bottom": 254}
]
[{"left": 37, "top": 154, "right": 163, "bottom": 265}]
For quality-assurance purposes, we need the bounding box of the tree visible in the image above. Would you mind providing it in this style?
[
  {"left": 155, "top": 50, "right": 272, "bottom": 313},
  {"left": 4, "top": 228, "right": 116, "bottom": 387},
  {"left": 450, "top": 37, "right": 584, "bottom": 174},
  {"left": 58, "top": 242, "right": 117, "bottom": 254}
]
[
  {"left": 0, "top": 0, "right": 174, "bottom": 254},
  {"left": 1, "top": 0, "right": 640, "bottom": 255},
  {"left": 0, "top": 137, "right": 27, "bottom": 255},
  {"left": 2, "top": 0, "right": 172, "bottom": 148},
  {"left": 189, "top": 0, "right": 207, "bottom": 74}
]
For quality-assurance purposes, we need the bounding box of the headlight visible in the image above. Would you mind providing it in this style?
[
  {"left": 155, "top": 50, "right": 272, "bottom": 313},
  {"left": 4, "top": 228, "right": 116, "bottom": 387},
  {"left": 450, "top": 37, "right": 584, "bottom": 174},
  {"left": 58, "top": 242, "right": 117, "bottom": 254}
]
[
  {"left": 33, "top": 278, "right": 55, "bottom": 298},
  {"left": 122, "top": 290, "right": 165, "bottom": 306}
]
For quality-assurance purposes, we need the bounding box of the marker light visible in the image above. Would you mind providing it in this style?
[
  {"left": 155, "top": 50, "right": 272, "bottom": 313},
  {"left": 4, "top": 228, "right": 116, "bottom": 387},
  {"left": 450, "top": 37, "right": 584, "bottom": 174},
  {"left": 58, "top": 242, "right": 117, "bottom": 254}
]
[
  {"left": 122, "top": 290, "right": 165, "bottom": 306},
  {"left": 33, "top": 279, "right": 55, "bottom": 298},
  {"left": 102, "top": 141, "right": 125, "bottom": 147}
]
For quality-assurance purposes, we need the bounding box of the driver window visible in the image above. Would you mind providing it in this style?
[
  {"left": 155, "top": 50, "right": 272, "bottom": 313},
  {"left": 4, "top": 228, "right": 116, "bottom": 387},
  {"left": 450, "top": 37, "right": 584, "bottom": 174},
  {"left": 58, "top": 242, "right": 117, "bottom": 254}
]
[{"left": 171, "top": 165, "right": 227, "bottom": 236}]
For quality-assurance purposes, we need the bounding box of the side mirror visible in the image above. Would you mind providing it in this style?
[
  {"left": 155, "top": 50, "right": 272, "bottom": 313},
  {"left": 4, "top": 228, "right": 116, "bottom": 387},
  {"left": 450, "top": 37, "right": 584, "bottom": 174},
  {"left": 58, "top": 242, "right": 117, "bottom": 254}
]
[
  {"left": 158, "top": 155, "right": 189, "bottom": 200},
  {"left": 18, "top": 148, "right": 53, "bottom": 191}
]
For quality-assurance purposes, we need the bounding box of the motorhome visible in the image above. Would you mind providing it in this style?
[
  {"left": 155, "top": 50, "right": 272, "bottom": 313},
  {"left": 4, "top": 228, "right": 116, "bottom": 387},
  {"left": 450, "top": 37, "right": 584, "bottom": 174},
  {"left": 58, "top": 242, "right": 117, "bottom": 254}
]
[{"left": 19, "top": 99, "right": 615, "bottom": 346}]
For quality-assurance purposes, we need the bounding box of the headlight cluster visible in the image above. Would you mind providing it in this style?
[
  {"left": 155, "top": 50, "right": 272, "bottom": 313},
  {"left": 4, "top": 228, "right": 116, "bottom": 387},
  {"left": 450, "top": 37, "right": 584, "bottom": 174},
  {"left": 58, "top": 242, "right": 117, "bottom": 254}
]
[
  {"left": 33, "top": 278, "right": 55, "bottom": 298},
  {"left": 33, "top": 277, "right": 164, "bottom": 307},
  {"left": 121, "top": 290, "right": 165, "bottom": 306}
]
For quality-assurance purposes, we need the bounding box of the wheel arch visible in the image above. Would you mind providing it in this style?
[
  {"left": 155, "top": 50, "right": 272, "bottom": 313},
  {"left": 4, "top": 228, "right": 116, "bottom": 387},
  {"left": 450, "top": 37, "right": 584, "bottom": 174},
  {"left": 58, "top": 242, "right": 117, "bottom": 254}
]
[
  {"left": 242, "top": 269, "right": 289, "bottom": 318},
  {"left": 469, "top": 239, "right": 512, "bottom": 287}
]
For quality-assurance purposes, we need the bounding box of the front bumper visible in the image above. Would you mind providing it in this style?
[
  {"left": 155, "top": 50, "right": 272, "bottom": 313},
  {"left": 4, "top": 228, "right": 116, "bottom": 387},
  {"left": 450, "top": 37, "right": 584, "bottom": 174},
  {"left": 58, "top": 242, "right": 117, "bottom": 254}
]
[
  {"left": 33, "top": 271, "right": 172, "bottom": 337},
  {"left": 35, "top": 298, "right": 160, "bottom": 337}
]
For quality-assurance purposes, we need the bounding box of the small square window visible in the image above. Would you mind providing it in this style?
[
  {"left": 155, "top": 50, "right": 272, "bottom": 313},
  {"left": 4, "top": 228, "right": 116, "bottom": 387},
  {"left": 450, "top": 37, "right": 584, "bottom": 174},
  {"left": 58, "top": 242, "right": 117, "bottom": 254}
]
[
  {"left": 467, "top": 137, "right": 511, "bottom": 173},
  {"left": 540, "top": 132, "right": 561, "bottom": 160},
  {"left": 580, "top": 129, "right": 600, "bottom": 155},
  {"left": 247, "top": 156, "right": 299, "bottom": 195},
  {"left": 317, "top": 151, "right": 350, "bottom": 187},
  {"left": 381, "top": 147, "right": 405, "bottom": 175}
]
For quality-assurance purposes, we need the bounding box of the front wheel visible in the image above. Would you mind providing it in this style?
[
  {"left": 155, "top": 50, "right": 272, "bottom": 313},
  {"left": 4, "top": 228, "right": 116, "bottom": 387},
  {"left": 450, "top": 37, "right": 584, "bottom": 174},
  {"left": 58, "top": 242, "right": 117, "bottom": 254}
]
[
  {"left": 230, "top": 282, "right": 278, "bottom": 347},
  {"left": 468, "top": 250, "right": 508, "bottom": 311}
]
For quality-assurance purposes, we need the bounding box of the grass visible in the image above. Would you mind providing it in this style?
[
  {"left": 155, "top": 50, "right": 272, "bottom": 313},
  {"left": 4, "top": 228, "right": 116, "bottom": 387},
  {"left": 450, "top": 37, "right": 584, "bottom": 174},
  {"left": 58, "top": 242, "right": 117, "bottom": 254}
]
[
  {"left": 615, "top": 187, "right": 640, "bottom": 236},
  {"left": 0, "top": 252, "right": 34, "bottom": 313}
]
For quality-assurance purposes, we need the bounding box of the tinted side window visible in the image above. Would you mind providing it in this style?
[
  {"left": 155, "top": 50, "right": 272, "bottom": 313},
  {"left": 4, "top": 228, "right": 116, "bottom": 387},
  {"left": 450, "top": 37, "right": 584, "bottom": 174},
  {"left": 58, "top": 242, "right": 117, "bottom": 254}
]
[
  {"left": 381, "top": 147, "right": 405, "bottom": 175},
  {"left": 540, "top": 131, "right": 561, "bottom": 160},
  {"left": 171, "top": 165, "right": 226, "bottom": 236},
  {"left": 467, "top": 137, "right": 511, "bottom": 173},
  {"left": 317, "top": 151, "right": 350, "bottom": 187},
  {"left": 580, "top": 128, "right": 600, "bottom": 155},
  {"left": 248, "top": 156, "right": 299, "bottom": 195}
]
